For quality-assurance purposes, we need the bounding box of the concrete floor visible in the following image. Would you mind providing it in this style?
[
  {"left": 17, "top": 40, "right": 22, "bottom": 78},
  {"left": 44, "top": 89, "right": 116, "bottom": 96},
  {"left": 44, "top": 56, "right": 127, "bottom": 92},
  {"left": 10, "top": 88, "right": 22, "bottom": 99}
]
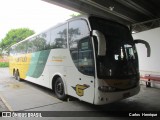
[{"left": 0, "top": 68, "right": 160, "bottom": 120}]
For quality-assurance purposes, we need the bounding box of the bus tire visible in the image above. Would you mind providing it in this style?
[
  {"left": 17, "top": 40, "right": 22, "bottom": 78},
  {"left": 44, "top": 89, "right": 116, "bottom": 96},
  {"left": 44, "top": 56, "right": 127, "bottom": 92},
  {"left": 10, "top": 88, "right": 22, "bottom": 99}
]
[
  {"left": 54, "top": 77, "right": 67, "bottom": 100},
  {"left": 15, "top": 70, "right": 22, "bottom": 81},
  {"left": 13, "top": 70, "right": 16, "bottom": 79}
]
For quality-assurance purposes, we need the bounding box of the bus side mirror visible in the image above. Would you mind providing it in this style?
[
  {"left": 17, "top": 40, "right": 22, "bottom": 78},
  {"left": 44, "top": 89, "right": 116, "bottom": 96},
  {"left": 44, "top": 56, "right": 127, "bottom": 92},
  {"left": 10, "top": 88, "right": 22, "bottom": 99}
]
[
  {"left": 134, "top": 39, "right": 151, "bottom": 57},
  {"left": 92, "top": 30, "right": 106, "bottom": 56}
]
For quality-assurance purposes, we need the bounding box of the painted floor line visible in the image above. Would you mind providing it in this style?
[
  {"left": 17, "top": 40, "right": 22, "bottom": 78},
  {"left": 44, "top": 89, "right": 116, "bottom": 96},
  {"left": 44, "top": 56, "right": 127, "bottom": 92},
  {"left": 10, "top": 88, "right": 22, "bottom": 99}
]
[
  {"left": 18, "top": 101, "right": 64, "bottom": 111},
  {"left": 0, "top": 93, "right": 13, "bottom": 111}
]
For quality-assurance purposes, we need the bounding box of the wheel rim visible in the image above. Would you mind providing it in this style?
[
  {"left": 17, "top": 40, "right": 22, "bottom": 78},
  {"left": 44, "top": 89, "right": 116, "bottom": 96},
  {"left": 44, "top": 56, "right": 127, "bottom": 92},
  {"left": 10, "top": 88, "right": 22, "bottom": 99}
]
[{"left": 56, "top": 82, "right": 64, "bottom": 95}]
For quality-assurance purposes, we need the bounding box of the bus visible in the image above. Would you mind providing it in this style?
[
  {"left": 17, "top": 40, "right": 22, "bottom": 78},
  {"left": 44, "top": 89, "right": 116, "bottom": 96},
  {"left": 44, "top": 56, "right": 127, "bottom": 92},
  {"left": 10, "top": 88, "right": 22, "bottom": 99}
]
[{"left": 9, "top": 15, "right": 150, "bottom": 105}]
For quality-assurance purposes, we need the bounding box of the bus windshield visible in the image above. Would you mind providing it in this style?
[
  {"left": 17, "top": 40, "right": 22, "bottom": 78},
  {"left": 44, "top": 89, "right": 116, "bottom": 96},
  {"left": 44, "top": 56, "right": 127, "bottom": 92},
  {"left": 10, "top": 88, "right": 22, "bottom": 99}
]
[{"left": 89, "top": 16, "right": 139, "bottom": 79}]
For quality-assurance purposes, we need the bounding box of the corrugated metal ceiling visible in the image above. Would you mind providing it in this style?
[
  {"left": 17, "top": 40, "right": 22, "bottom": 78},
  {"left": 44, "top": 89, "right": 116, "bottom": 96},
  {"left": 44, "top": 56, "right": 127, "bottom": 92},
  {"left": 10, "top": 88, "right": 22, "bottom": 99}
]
[{"left": 43, "top": 0, "right": 160, "bottom": 32}]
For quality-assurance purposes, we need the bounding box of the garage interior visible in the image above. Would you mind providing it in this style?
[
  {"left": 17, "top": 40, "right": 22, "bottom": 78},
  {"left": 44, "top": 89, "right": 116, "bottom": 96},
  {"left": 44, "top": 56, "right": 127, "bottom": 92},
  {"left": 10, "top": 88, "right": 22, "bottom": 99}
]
[
  {"left": 44, "top": 0, "right": 160, "bottom": 88},
  {"left": 0, "top": 0, "right": 160, "bottom": 118},
  {"left": 44, "top": 0, "right": 160, "bottom": 33}
]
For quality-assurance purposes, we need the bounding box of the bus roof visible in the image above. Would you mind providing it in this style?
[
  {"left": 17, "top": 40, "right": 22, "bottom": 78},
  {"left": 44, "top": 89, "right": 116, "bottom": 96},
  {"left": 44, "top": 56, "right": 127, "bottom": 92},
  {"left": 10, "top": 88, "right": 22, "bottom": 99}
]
[{"left": 10, "top": 14, "right": 126, "bottom": 48}]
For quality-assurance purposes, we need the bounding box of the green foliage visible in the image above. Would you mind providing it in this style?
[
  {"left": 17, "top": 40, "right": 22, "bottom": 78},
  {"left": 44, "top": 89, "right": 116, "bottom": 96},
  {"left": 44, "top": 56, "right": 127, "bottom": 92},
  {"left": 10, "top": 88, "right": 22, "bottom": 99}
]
[
  {"left": 0, "top": 50, "right": 2, "bottom": 57},
  {"left": 0, "top": 62, "right": 9, "bottom": 67},
  {"left": 0, "top": 28, "right": 35, "bottom": 52},
  {"left": 70, "top": 13, "right": 81, "bottom": 18}
]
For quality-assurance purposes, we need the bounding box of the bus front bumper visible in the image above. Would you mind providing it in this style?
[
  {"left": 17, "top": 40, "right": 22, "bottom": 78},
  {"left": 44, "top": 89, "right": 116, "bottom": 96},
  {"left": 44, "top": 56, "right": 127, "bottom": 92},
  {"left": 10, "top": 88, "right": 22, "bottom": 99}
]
[{"left": 93, "top": 85, "right": 140, "bottom": 105}]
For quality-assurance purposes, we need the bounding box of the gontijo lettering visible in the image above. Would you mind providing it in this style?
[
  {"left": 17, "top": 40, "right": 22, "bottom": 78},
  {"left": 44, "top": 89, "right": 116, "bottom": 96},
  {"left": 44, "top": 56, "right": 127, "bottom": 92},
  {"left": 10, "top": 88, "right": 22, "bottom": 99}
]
[{"left": 52, "top": 56, "right": 66, "bottom": 62}]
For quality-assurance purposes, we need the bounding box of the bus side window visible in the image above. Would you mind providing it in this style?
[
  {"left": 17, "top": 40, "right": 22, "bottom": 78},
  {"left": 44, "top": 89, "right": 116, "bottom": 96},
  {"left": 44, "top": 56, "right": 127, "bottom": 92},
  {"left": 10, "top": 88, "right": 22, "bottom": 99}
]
[
  {"left": 69, "top": 19, "right": 90, "bottom": 68},
  {"left": 50, "top": 24, "right": 67, "bottom": 49},
  {"left": 69, "top": 19, "right": 94, "bottom": 76},
  {"left": 36, "top": 32, "right": 50, "bottom": 51},
  {"left": 78, "top": 37, "right": 95, "bottom": 75},
  {"left": 27, "top": 38, "right": 34, "bottom": 53}
]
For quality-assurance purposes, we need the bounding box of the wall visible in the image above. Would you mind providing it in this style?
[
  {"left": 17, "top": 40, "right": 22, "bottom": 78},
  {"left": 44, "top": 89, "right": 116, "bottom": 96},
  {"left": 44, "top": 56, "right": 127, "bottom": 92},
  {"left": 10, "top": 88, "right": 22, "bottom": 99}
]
[{"left": 132, "top": 27, "right": 160, "bottom": 88}]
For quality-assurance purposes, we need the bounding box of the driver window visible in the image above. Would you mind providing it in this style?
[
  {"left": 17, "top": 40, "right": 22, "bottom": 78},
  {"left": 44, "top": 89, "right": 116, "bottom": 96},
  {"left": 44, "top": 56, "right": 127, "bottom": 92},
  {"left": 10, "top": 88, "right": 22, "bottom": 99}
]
[
  {"left": 68, "top": 19, "right": 95, "bottom": 76},
  {"left": 78, "top": 37, "right": 95, "bottom": 75}
]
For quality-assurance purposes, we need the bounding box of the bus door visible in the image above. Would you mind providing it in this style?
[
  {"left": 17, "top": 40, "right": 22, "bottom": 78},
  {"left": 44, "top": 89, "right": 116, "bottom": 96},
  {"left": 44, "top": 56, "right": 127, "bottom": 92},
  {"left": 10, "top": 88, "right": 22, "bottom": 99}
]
[{"left": 68, "top": 19, "right": 95, "bottom": 103}]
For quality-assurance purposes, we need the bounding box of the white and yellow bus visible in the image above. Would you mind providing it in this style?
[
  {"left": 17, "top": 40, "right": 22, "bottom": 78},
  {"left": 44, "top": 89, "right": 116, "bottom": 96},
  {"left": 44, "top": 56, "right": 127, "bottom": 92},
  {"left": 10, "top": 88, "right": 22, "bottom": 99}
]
[{"left": 9, "top": 15, "right": 150, "bottom": 105}]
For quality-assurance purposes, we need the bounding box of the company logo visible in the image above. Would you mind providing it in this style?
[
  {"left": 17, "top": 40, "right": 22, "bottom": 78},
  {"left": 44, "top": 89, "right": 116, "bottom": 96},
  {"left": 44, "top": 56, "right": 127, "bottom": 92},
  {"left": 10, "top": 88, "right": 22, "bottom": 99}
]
[
  {"left": 72, "top": 84, "right": 90, "bottom": 96},
  {"left": 51, "top": 56, "right": 66, "bottom": 62},
  {"left": 16, "top": 57, "right": 27, "bottom": 62}
]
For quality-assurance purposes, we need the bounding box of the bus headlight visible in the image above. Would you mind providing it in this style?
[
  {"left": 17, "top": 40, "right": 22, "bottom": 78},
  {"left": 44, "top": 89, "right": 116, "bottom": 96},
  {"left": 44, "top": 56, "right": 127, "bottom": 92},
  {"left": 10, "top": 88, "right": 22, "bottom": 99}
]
[{"left": 98, "top": 86, "right": 116, "bottom": 92}]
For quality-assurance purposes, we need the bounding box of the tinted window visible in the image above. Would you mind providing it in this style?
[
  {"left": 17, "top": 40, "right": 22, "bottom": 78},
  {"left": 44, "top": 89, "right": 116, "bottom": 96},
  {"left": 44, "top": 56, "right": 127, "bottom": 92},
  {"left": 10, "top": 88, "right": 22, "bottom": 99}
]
[
  {"left": 69, "top": 20, "right": 90, "bottom": 49},
  {"left": 19, "top": 41, "right": 28, "bottom": 54},
  {"left": 10, "top": 46, "right": 16, "bottom": 55},
  {"left": 33, "top": 32, "right": 50, "bottom": 52},
  {"left": 27, "top": 38, "right": 34, "bottom": 53},
  {"left": 69, "top": 19, "right": 94, "bottom": 76},
  {"left": 78, "top": 37, "right": 95, "bottom": 75},
  {"left": 50, "top": 24, "right": 67, "bottom": 49},
  {"left": 90, "top": 16, "right": 138, "bottom": 79},
  {"left": 26, "top": 31, "right": 50, "bottom": 53},
  {"left": 69, "top": 20, "right": 90, "bottom": 67},
  {"left": 10, "top": 41, "right": 27, "bottom": 55}
]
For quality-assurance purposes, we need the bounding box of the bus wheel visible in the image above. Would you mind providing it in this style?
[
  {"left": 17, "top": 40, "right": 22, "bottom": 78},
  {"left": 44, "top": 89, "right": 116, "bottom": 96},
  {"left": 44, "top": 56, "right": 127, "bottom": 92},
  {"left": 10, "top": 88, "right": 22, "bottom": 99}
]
[
  {"left": 13, "top": 70, "right": 16, "bottom": 79},
  {"left": 15, "top": 71, "right": 21, "bottom": 81},
  {"left": 54, "top": 77, "right": 67, "bottom": 100}
]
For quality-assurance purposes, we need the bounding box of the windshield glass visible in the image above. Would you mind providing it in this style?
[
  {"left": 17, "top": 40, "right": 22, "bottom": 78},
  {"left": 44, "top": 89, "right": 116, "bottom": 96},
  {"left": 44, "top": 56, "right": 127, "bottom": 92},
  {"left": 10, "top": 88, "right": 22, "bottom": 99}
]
[{"left": 89, "top": 16, "right": 139, "bottom": 79}]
